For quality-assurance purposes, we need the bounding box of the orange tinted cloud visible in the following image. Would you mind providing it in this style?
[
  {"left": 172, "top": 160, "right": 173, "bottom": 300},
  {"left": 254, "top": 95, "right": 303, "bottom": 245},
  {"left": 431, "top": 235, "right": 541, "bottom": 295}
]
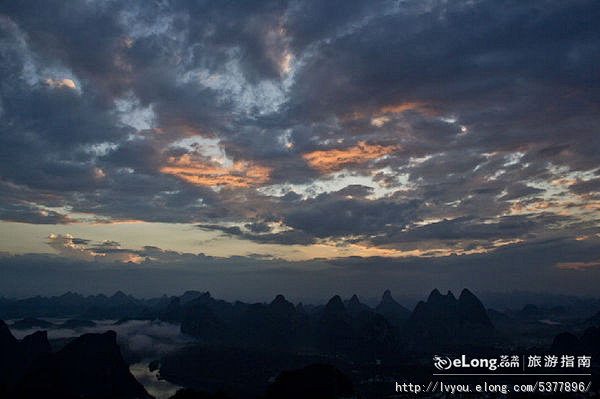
[
  {"left": 121, "top": 254, "right": 145, "bottom": 264},
  {"left": 509, "top": 200, "right": 570, "bottom": 214},
  {"left": 44, "top": 78, "right": 76, "bottom": 89},
  {"left": 319, "top": 237, "right": 522, "bottom": 259},
  {"left": 160, "top": 154, "right": 270, "bottom": 187},
  {"left": 303, "top": 141, "right": 401, "bottom": 172},
  {"left": 88, "top": 219, "right": 145, "bottom": 226},
  {"left": 556, "top": 260, "right": 600, "bottom": 271},
  {"left": 377, "top": 102, "right": 428, "bottom": 115},
  {"left": 551, "top": 178, "right": 577, "bottom": 186},
  {"left": 509, "top": 197, "right": 599, "bottom": 217},
  {"left": 343, "top": 101, "right": 429, "bottom": 121}
]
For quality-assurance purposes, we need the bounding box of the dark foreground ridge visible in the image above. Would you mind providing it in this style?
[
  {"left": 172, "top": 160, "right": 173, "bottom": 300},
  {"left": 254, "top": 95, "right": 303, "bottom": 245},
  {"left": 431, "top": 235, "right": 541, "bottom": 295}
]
[{"left": 0, "top": 320, "right": 151, "bottom": 399}]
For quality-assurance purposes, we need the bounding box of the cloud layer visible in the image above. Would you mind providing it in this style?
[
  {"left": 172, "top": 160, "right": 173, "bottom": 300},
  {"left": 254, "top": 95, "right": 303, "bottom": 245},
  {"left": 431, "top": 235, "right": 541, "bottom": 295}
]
[{"left": 0, "top": 0, "right": 599, "bottom": 295}]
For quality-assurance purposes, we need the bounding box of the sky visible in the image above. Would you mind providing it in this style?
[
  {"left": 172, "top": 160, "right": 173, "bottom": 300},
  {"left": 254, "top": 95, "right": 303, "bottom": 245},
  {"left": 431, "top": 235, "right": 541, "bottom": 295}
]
[{"left": 0, "top": 0, "right": 599, "bottom": 299}]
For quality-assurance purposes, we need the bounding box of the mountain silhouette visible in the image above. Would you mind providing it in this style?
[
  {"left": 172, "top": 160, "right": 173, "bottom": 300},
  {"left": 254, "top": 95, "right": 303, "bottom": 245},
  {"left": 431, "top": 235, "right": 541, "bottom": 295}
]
[
  {"left": 159, "top": 297, "right": 186, "bottom": 322},
  {"left": 0, "top": 320, "right": 51, "bottom": 392},
  {"left": 181, "top": 302, "right": 227, "bottom": 342},
  {"left": 345, "top": 294, "right": 370, "bottom": 316},
  {"left": 180, "top": 293, "right": 311, "bottom": 350},
  {"left": 351, "top": 307, "right": 398, "bottom": 360},
  {"left": 106, "top": 290, "right": 136, "bottom": 306},
  {"left": 0, "top": 320, "right": 152, "bottom": 398},
  {"left": 0, "top": 291, "right": 156, "bottom": 320},
  {"left": 234, "top": 294, "right": 306, "bottom": 350},
  {"left": 17, "top": 330, "right": 152, "bottom": 398},
  {"left": 180, "top": 290, "right": 210, "bottom": 305},
  {"left": 316, "top": 295, "right": 353, "bottom": 354},
  {"left": 374, "top": 290, "right": 410, "bottom": 326},
  {"left": 403, "top": 289, "right": 497, "bottom": 350}
]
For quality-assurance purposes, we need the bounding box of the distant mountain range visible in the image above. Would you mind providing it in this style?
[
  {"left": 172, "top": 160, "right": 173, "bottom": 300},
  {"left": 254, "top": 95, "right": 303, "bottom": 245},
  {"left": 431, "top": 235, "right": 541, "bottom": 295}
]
[
  {"left": 2, "top": 288, "right": 599, "bottom": 399},
  {"left": 0, "top": 290, "right": 168, "bottom": 320},
  {"left": 166, "top": 291, "right": 402, "bottom": 357},
  {"left": 167, "top": 288, "right": 499, "bottom": 355},
  {"left": 6, "top": 287, "right": 600, "bottom": 355}
]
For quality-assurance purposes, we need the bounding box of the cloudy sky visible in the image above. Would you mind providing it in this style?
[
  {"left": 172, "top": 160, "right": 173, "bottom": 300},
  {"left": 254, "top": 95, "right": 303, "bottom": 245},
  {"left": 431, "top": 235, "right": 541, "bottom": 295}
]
[{"left": 0, "top": 0, "right": 599, "bottom": 299}]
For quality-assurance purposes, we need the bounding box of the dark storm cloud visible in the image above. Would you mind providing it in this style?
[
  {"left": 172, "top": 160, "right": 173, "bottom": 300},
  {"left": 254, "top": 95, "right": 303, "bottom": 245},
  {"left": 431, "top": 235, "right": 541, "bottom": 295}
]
[
  {"left": 369, "top": 213, "right": 580, "bottom": 248},
  {"left": 334, "top": 184, "right": 375, "bottom": 198},
  {"left": 198, "top": 224, "right": 244, "bottom": 236},
  {"left": 1, "top": 0, "right": 134, "bottom": 102},
  {"left": 282, "top": 196, "right": 420, "bottom": 238},
  {"left": 0, "top": 13, "right": 130, "bottom": 197},
  {"left": 569, "top": 178, "right": 600, "bottom": 195},
  {"left": 288, "top": 0, "right": 600, "bottom": 113},
  {"left": 248, "top": 230, "right": 317, "bottom": 245},
  {"left": 71, "top": 170, "right": 221, "bottom": 224},
  {"left": 285, "top": 0, "right": 600, "bottom": 171},
  {"left": 0, "top": 75, "right": 124, "bottom": 184},
  {"left": 377, "top": 216, "right": 532, "bottom": 242},
  {"left": 197, "top": 185, "right": 422, "bottom": 245},
  {"left": 245, "top": 221, "right": 272, "bottom": 233},
  {"left": 190, "top": 0, "right": 290, "bottom": 79},
  {"left": 284, "top": 0, "right": 396, "bottom": 52},
  {"left": 0, "top": 0, "right": 598, "bottom": 266},
  {"left": 326, "top": 236, "right": 600, "bottom": 296},
  {"left": 70, "top": 237, "right": 91, "bottom": 245},
  {"left": 198, "top": 223, "right": 317, "bottom": 245},
  {"left": 0, "top": 202, "right": 72, "bottom": 225},
  {"left": 498, "top": 183, "right": 545, "bottom": 201}
]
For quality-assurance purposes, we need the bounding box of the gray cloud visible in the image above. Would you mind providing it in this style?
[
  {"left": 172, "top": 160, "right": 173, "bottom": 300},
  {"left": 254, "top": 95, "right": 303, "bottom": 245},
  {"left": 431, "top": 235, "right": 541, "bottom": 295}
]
[
  {"left": 0, "top": 202, "right": 73, "bottom": 225},
  {"left": 0, "top": 0, "right": 599, "bottom": 294},
  {"left": 569, "top": 178, "right": 600, "bottom": 195}
]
